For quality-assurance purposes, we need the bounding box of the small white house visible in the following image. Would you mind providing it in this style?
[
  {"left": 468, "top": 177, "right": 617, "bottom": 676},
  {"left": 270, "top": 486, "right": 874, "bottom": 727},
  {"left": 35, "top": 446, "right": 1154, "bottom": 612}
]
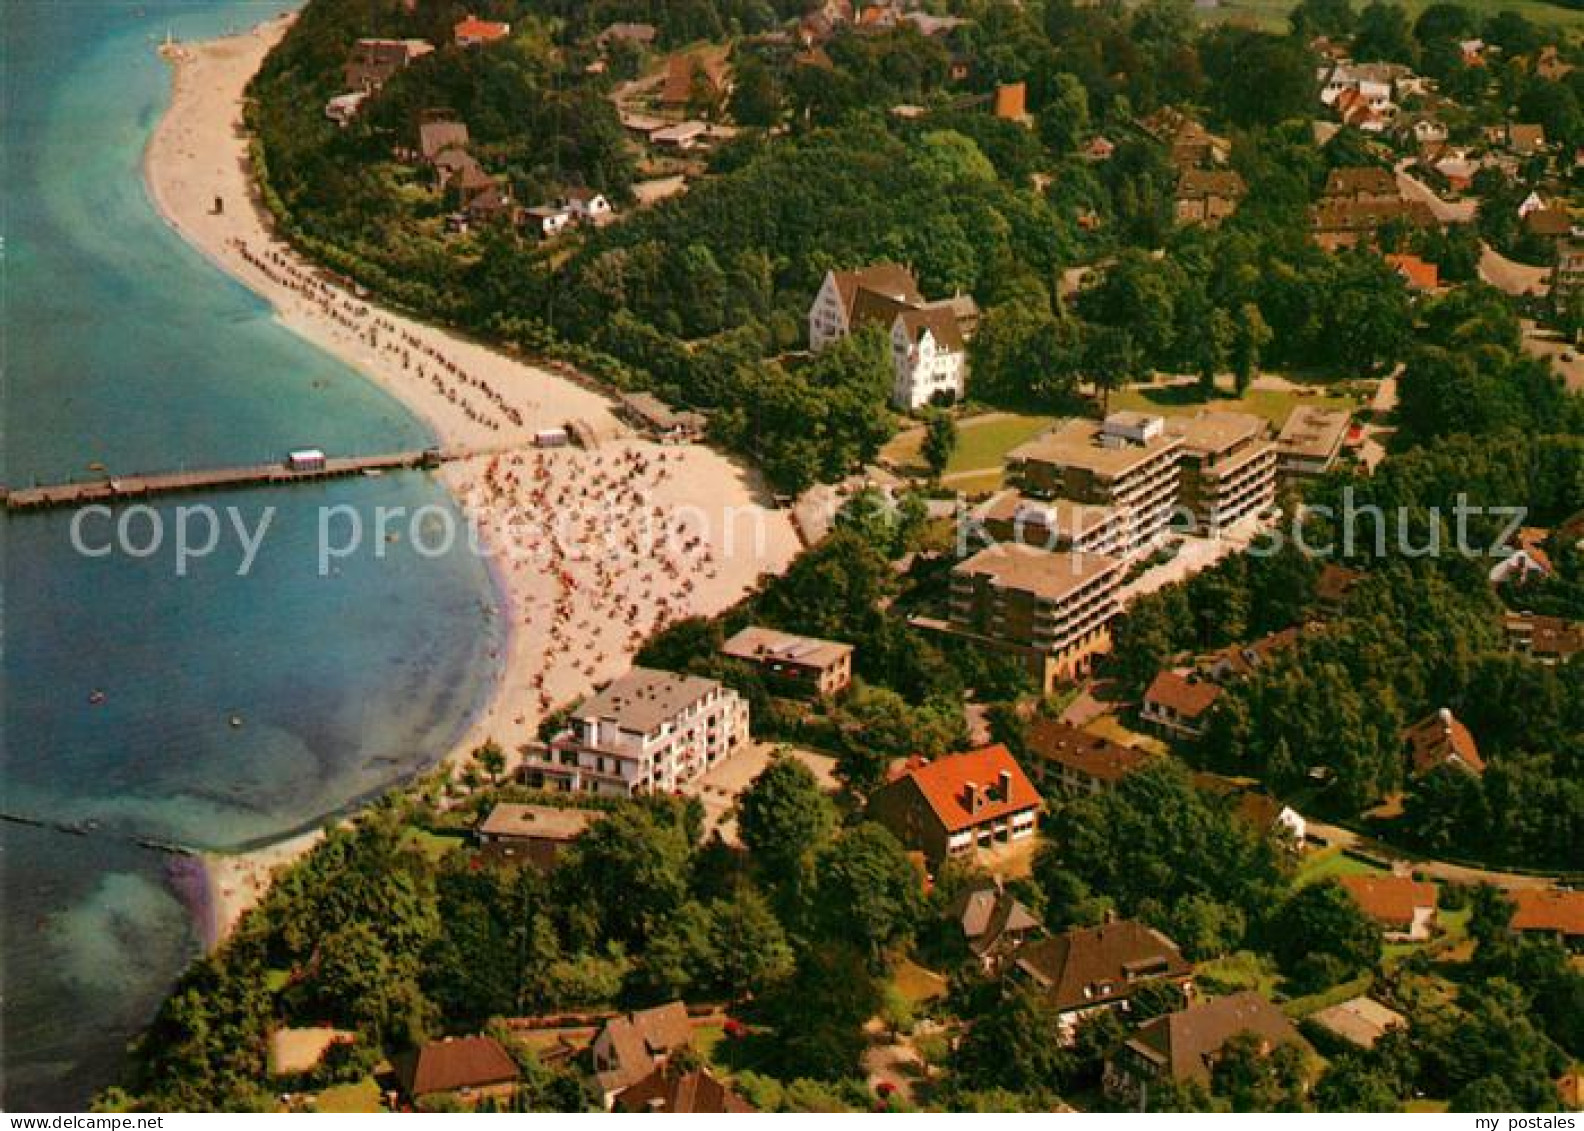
[
  {"left": 287, "top": 449, "right": 327, "bottom": 472},
  {"left": 562, "top": 188, "right": 614, "bottom": 223},
  {"left": 324, "top": 92, "right": 369, "bottom": 127},
  {"left": 526, "top": 205, "right": 573, "bottom": 239}
]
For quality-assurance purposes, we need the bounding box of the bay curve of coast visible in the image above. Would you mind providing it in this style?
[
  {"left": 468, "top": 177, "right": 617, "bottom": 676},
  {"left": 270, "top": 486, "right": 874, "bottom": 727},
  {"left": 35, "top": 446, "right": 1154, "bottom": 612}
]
[{"left": 143, "top": 13, "right": 801, "bottom": 944}]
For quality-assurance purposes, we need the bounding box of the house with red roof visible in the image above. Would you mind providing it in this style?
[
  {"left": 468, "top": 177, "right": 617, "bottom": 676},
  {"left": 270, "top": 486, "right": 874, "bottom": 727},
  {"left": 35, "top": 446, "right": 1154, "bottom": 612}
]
[
  {"left": 1338, "top": 874, "right": 1439, "bottom": 941},
  {"left": 1510, "top": 889, "right": 1584, "bottom": 952},
  {"left": 1404, "top": 708, "right": 1485, "bottom": 778},
  {"left": 868, "top": 744, "right": 1042, "bottom": 867},
  {"left": 454, "top": 14, "right": 511, "bottom": 47},
  {"left": 1140, "top": 670, "right": 1222, "bottom": 740},
  {"left": 394, "top": 1035, "right": 520, "bottom": 1108}
]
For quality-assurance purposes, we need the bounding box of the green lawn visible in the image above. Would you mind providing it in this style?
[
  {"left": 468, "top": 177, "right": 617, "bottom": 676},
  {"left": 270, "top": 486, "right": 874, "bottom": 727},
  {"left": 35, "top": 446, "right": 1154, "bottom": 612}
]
[
  {"left": 1197, "top": 950, "right": 1283, "bottom": 999},
  {"left": 313, "top": 1078, "right": 383, "bottom": 1113},
  {"left": 403, "top": 828, "right": 466, "bottom": 864},
  {"left": 1109, "top": 383, "right": 1357, "bottom": 429},
  {"left": 1200, "top": 0, "right": 1584, "bottom": 32},
  {"left": 884, "top": 412, "right": 1055, "bottom": 477},
  {"left": 1293, "top": 846, "right": 1386, "bottom": 888}
]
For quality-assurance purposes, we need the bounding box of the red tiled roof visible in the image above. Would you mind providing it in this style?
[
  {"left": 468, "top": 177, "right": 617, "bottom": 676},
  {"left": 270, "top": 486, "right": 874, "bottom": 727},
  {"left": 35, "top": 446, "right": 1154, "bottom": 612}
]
[
  {"left": 1338, "top": 875, "right": 1437, "bottom": 928},
  {"left": 1144, "top": 670, "right": 1222, "bottom": 718},
  {"left": 1026, "top": 719, "right": 1152, "bottom": 784},
  {"left": 1404, "top": 708, "right": 1485, "bottom": 777},
  {"left": 897, "top": 744, "right": 1041, "bottom": 833},
  {"left": 1510, "top": 889, "right": 1584, "bottom": 937},
  {"left": 454, "top": 15, "right": 510, "bottom": 42},
  {"left": 616, "top": 1067, "right": 754, "bottom": 1113},
  {"left": 1385, "top": 253, "right": 1440, "bottom": 291}
]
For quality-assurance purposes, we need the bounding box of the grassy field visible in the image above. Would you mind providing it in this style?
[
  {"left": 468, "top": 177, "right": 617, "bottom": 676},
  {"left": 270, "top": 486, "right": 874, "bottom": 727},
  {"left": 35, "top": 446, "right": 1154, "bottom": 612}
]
[
  {"left": 313, "top": 1078, "right": 384, "bottom": 1113},
  {"left": 1294, "top": 845, "right": 1387, "bottom": 887},
  {"left": 1109, "top": 382, "right": 1358, "bottom": 428},
  {"left": 882, "top": 412, "right": 1055, "bottom": 477},
  {"left": 1201, "top": 0, "right": 1584, "bottom": 33}
]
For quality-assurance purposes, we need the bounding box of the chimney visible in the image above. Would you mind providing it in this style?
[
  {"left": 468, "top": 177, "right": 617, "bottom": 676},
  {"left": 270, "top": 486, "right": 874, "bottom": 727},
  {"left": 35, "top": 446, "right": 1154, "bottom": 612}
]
[
  {"left": 965, "top": 781, "right": 981, "bottom": 812},
  {"left": 998, "top": 769, "right": 1013, "bottom": 801},
  {"left": 1438, "top": 706, "right": 1453, "bottom": 727}
]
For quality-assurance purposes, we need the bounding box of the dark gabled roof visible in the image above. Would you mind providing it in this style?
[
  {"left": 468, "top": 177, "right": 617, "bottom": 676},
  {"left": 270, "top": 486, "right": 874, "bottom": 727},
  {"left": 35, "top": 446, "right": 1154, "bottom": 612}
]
[
  {"left": 1026, "top": 718, "right": 1152, "bottom": 784},
  {"left": 396, "top": 1036, "right": 519, "bottom": 1098},
  {"left": 1143, "top": 670, "right": 1222, "bottom": 718},
  {"left": 1015, "top": 920, "right": 1191, "bottom": 1013},
  {"left": 1324, "top": 166, "right": 1399, "bottom": 198},
  {"left": 615, "top": 1066, "right": 754, "bottom": 1113},
  {"left": 1125, "top": 991, "right": 1307, "bottom": 1084},
  {"left": 1404, "top": 708, "right": 1485, "bottom": 777}
]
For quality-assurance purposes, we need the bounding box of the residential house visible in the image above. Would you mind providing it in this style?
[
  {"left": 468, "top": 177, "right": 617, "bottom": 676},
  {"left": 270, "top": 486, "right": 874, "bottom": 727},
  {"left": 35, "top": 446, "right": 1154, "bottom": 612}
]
[
  {"left": 1519, "top": 189, "right": 1548, "bottom": 219},
  {"left": 660, "top": 52, "right": 732, "bottom": 110},
  {"left": 1504, "top": 611, "right": 1584, "bottom": 664},
  {"left": 1404, "top": 707, "right": 1485, "bottom": 778},
  {"left": 1312, "top": 168, "right": 1437, "bottom": 250},
  {"left": 1320, "top": 63, "right": 1412, "bottom": 114},
  {"left": 1339, "top": 874, "right": 1439, "bottom": 941},
  {"left": 465, "top": 182, "right": 515, "bottom": 226},
  {"left": 524, "top": 667, "right": 749, "bottom": 795},
  {"left": 454, "top": 14, "right": 511, "bottom": 47},
  {"left": 994, "top": 82, "right": 1032, "bottom": 125},
  {"left": 1535, "top": 46, "right": 1574, "bottom": 82},
  {"left": 1015, "top": 920, "right": 1194, "bottom": 1041},
  {"left": 525, "top": 204, "right": 574, "bottom": 239},
  {"left": 1023, "top": 718, "right": 1153, "bottom": 796},
  {"left": 648, "top": 120, "right": 710, "bottom": 150},
  {"left": 942, "top": 544, "right": 1128, "bottom": 688},
  {"left": 562, "top": 186, "right": 615, "bottom": 225},
  {"left": 1234, "top": 790, "right": 1308, "bottom": 848},
  {"left": 344, "top": 38, "right": 433, "bottom": 92},
  {"left": 806, "top": 263, "right": 978, "bottom": 409},
  {"left": 614, "top": 1067, "right": 754, "bottom": 1113},
  {"left": 596, "top": 22, "right": 657, "bottom": 50},
  {"left": 1175, "top": 169, "right": 1247, "bottom": 227},
  {"left": 868, "top": 744, "right": 1042, "bottom": 867},
  {"left": 1509, "top": 889, "right": 1584, "bottom": 952},
  {"left": 615, "top": 391, "right": 708, "bottom": 443},
  {"left": 1316, "top": 563, "right": 1365, "bottom": 611},
  {"left": 419, "top": 119, "right": 471, "bottom": 164},
  {"left": 1006, "top": 413, "right": 1184, "bottom": 553},
  {"left": 1139, "top": 107, "right": 1229, "bottom": 168},
  {"left": 1507, "top": 123, "right": 1548, "bottom": 156},
  {"left": 1386, "top": 252, "right": 1441, "bottom": 292},
  {"left": 325, "top": 91, "right": 370, "bottom": 127},
  {"left": 1106, "top": 991, "right": 1309, "bottom": 1104},
  {"left": 973, "top": 491, "right": 1129, "bottom": 556},
  {"left": 903, "top": 11, "right": 967, "bottom": 36},
  {"left": 591, "top": 1002, "right": 694, "bottom": 1106},
  {"left": 1400, "top": 114, "right": 1449, "bottom": 148},
  {"left": 475, "top": 802, "right": 599, "bottom": 869},
  {"left": 1199, "top": 625, "right": 1304, "bottom": 683},
  {"left": 721, "top": 626, "right": 854, "bottom": 697},
  {"left": 1140, "top": 670, "right": 1222, "bottom": 740},
  {"left": 949, "top": 881, "right": 1044, "bottom": 970},
  {"left": 1166, "top": 411, "right": 1278, "bottom": 531},
  {"left": 1333, "top": 86, "right": 1390, "bottom": 133},
  {"left": 1276, "top": 406, "right": 1352, "bottom": 481},
  {"left": 395, "top": 1036, "right": 520, "bottom": 1108},
  {"left": 1307, "top": 997, "right": 1407, "bottom": 1050},
  {"left": 1490, "top": 526, "right": 1555, "bottom": 585}
]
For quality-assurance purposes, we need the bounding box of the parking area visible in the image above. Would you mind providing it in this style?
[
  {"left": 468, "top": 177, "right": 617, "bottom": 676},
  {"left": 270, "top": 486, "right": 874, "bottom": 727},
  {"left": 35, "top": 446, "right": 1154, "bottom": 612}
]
[{"left": 685, "top": 740, "right": 841, "bottom": 843}]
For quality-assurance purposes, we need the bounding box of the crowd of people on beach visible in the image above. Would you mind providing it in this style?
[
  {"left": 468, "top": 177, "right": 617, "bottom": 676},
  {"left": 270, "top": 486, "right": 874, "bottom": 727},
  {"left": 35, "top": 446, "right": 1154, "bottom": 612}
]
[
  {"left": 232, "top": 238, "right": 527, "bottom": 435},
  {"left": 460, "top": 445, "right": 725, "bottom": 718}
]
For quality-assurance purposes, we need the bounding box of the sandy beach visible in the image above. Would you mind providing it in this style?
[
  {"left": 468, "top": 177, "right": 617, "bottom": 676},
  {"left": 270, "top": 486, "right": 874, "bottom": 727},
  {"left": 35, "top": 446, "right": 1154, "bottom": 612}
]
[{"left": 147, "top": 14, "right": 800, "bottom": 943}]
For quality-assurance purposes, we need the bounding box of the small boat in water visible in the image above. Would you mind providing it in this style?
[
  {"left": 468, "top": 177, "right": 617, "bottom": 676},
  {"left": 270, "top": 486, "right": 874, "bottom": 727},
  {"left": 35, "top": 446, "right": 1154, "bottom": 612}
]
[
  {"left": 88, "top": 690, "right": 106, "bottom": 705},
  {"left": 229, "top": 715, "right": 243, "bottom": 728}
]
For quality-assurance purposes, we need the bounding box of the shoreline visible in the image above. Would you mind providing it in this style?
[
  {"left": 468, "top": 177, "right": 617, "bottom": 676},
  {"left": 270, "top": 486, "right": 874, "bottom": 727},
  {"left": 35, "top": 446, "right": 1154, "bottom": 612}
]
[{"left": 146, "top": 15, "right": 799, "bottom": 945}]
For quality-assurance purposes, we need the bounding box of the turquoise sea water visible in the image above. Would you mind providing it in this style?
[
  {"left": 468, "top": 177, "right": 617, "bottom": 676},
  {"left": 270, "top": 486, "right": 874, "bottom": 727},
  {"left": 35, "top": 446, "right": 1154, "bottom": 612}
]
[{"left": 2, "top": 0, "right": 505, "bottom": 1108}]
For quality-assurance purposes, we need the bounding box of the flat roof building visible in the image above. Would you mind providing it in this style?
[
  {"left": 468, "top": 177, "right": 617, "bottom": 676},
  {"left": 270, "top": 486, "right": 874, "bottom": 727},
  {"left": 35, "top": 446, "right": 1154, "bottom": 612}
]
[
  {"left": 525, "top": 668, "right": 749, "bottom": 796},
  {"left": 973, "top": 491, "right": 1128, "bottom": 556},
  {"left": 1277, "top": 406, "right": 1352, "bottom": 480},
  {"left": 721, "top": 626, "right": 854, "bottom": 697},
  {"left": 475, "top": 802, "right": 599, "bottom": 869},
  {"left": 1166, "top": 411, "right": 1278, "bottom": 531},
  {"left": 1006, "top": 414, "right": 1183, "bottom": 553},
  {"left": 946, "top": 544, "right": 1127, "bottom": 688}
]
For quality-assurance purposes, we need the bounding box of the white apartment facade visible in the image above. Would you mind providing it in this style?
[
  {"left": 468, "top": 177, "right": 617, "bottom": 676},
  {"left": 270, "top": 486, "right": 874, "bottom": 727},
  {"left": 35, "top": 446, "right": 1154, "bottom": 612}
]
[{"left": 526, "top": 668, "right": 749, "bottom": 796}]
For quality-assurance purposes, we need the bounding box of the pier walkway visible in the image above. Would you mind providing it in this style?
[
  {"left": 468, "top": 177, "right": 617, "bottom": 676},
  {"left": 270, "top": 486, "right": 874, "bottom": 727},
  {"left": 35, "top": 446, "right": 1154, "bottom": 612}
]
[{"left": 2, "top": 449, "right": 448, "bottom": 512}]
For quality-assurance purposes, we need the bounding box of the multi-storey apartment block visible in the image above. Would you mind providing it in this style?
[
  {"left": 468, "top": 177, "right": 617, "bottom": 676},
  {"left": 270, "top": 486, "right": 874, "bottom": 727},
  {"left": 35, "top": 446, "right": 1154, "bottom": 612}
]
[
  {"left": 947, "top": 543, "right": 1127, "bottom": 687},
  {"left": 1276, "top": 406, "right": 1352, "bottom": 481},
  {"left": 972, "top": 491, "right": 1129, "bottom": 556},
  {"left": 1166, "top": 411, "right": 1278, "bottom": 531},
  {"left": 1006, "top": 413, "right": 1183, "bottom": 553},
  {"left": 525, "top": 667, "right": 749, "bottom": 796}
]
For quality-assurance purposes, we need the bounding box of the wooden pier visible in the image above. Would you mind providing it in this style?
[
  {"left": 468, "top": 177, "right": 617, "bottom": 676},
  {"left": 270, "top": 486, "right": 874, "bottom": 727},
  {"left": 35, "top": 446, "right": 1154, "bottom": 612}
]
[{"left": 2, "top": 449, "right": 446, "bottom": 512}]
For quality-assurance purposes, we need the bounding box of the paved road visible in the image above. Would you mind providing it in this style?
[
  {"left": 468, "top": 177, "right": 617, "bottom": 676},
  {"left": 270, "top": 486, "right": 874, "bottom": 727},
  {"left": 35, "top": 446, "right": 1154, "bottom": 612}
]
[
  {"left": 1520, "top": 318, "right": 1584, "bottom": 392},
  {"left": 1394, "top": 165, "right": 1476, "bottom": 225},
  {"left": 1480, "top": 242, "right": 1551, "bottom": 297},
  {"left": 1304, "top": 817, "right": 1561, "bottom": 890}
]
